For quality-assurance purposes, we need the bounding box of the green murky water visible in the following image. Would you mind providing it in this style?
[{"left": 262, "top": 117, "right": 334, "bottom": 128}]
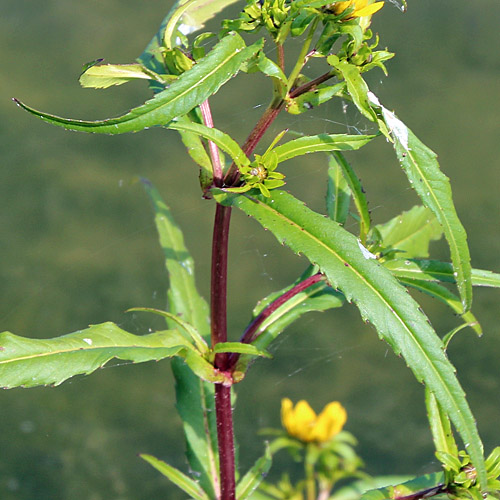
[{"left": 1, "top": 1, "right": 500, "bottom": 498}]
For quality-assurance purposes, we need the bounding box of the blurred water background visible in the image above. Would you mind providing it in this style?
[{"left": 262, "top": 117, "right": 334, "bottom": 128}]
[{"left": 1, "top": 1, "right": 500, "bottom": 499}]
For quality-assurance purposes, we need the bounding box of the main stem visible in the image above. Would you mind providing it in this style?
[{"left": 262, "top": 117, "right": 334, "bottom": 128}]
[
  {"left": 211, "top": 204, "right": 234, "bottom": 500},
  {"left": 211, "top": 98, "right": 285, "bottom": 499}
]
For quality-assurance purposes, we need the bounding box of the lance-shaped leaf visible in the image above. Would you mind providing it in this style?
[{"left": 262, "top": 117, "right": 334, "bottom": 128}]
[
  {"left": 327, "top": 56, "right": 378, "bottom": 122},
  {"left": 236, "top": 445, "right": 273, "bottom": 500},
  {"left": 79, "top": 63, "right": 171, "bottom": 89},
  {"left": 286, "top": 82, "right": 345, "bottom": 115},
  {"left": 211, "top": 342, "right": 271, "bottom": 358},
  {"left": 140, "top": 454, "right": 209, "bottom": 500},
  {"left": 374, "top": 205, "right": 443, "bottom": 259},
  {"left": 368, "top": 92, "right": 472, "bottom": 312},
  {"left": 213, "top": 188, "right": 486, "bottom": 488},
  {"left": 0, "top": 322, "right": 187, "bottom": 389},
  {"left": 272, "top": 133, "right": 376, "bottom": 162},
  {"left": 426, "top": 388, "right": 459, "bottom": 459},
  {"left": 359, "top": 473, "right": 445, "bottom": 500},
  {"left": 327, "top": 154, "right": 351, "bottom": 225},
  {"left": 330, "top": 152, "right": 370, "bottom": 243},
  {"left": 14, "top": 33, "right": 261, "bottom": 135},
  {"left": 384, "top": 259, "right": 500, "bottom": 289},
  {"left": 142, "top": 180, "right": 219, "bottom": 499},
  {"left": 167, "top": 120, "right": 250, "bottom": 167}
]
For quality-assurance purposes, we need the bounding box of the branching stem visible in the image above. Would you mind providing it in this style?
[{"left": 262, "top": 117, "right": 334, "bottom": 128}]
[{"left": 242, "top": 273, "right": 323, "bottom": 345}]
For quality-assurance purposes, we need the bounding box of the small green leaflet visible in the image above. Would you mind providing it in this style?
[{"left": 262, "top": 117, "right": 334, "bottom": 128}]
[
  {"left": 327, "top": 154, "right": 351, "bottom": 225},
  {"left": 273, "top": 133, "right": 376, "bottom": 162},
  {"left": 79, "top": 63, "right": 171, "bottom": 89},
  {"left": 359, "top": 473, "right": 445, "bottom": 500},
  {"left": 374, "top": 205, "right": 443, "bottom": 259},
  {"left": 384, "top": 260, "right": 500, "bottom": 288},
  {"left": 140, "top": 454, "right": 209, "bottom": 500},
  {"left": 235, "top": 445, "right": 272, "bottom": 500},
  {"left": 330, "top": 152, "right": 370, "bottom": 244},
  {"left": 167, "top": 120, "right": 250, "bottom": 167},
  {"left": 327, "top": 56, "right": 378, "bottom": 122}
]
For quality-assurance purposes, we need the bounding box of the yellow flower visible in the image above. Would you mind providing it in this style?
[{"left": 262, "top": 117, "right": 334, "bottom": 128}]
[
  {"left": 331, "top": 0, "right": 384, "bottom": 19},
  {"left": 281, "top": 398, "right": 347, "bottom": 443}
]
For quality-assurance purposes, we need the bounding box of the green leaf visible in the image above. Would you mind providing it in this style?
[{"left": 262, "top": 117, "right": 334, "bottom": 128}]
[
  {"left": 327, "top": 154, "right": 351, "bottom": 225},
  {"left": 384, "top": 259, "right": 500, "bottom": 289},
  {"left": 128, "top": 307, "right": 209, "bottom": 354},
  {"left": 375, "top": 206, "right": 443, "bottom": 259},
  {"left": 396, "top": 277, "right": 481, "bottom": 336},
  {"left": 163, "top": 0, "right": 242, "bottom": 49},
  {"left": 426, "top": 388, "right": 459, "bottom": 459},
  {"left": 140, "top": 454, "right": 209, "bottom": 500},
  {"left": 0, "top": 322, "right": 186, "bottom": 389},
  {"left": 272, "top": 133, "right": 376, "bottom": 162},
  {"left": 236, "top": 445, "right": 273, "bottom": 500},
  {"left": 257, "top": 52, "right": 288, "bottom": 85},
  {"left": 485, "top": 447, "right": 500, "bottom": 472},
  {"left": 142, "top": 180, "right": 210, "bottom": 336},
  {"left": 359, "top": 473, "right": 445, "bottom": 500},
  {"left": 285, "top": 82, "right": 345, "bottom": 115},
  {"left": 213, "top": 188, "right": 486, "bottom": 488},
  {"left": 369, "top": 93, "right": 472, "bottom": 312},
  {"left": 167, "top": 120, "right": 250, "bottom": 167},
  {"left": 212, "top": 342, "right": 272, "bottom": 358},
  {"left": 327, "top": 56, "right": 377, "bottom": 122},
  {"left": 183, "top": 349, "right": 232, "bottom": 384},
  {"left": 174, "top": 114, "right": 214, "bottom": 191},
  {"left": 142, "top": 180, "right": 219, "bottom": 498},
  {"left": 436, "top": 451, "right": 463, "bottom": 473},
  {"left": 15, "top": 33, "right": 260, "bottom": 134},
  {"left": 330, "top": 152, "right": 370, "bottom": 244},
  {"left": 79, "top": 63, "right": 169, "bottom": 89}
]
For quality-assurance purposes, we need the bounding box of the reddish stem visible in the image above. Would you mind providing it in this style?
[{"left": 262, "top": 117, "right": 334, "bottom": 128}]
[
  {"left": 289, "top": 70, "right": 336, "bottom": 98},
  {"left": 224, "top": 100, "right": 284, "bottom": 186},
  {"left": 215, "top": 384, "right": 236, "bottom": 500},
  {"left": 211, "top": 204, "right": 231, "bottom": 357},
  {"left": 227, "top": 273, "right": 324, "bottom": 369},
  {"left": 211, "top": 91, "right": 286, "bottom": 500},
  {"left": 243, "top": 273, "right": 323, "bottom": 344},
  {"left": 211, "top": 202, "right": 235, "bottom": 500}
]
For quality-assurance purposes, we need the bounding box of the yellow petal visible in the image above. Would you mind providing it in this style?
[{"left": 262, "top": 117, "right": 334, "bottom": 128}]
[
  {"left": 331, "top": 0, "right": 354, "bottom": 15},
  {"left": 294, "top": 400, "right": 317, "bottom": 430},
  {"left": 281, "top": 398, "right": 294, "bottom": 433},
  {"left": 354, "top": 0, "right": 370, "bottom": 8},
  {"left": 353, "top": 1, "right": 384, "bottom": 17}
]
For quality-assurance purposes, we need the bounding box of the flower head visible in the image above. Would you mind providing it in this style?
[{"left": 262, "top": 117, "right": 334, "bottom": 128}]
[
  {"left": 331, "top": 0, "right": 384, "bottom": 19},
  {"left": 281, "top": 398, "right": 347, "bottom": 443}
]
